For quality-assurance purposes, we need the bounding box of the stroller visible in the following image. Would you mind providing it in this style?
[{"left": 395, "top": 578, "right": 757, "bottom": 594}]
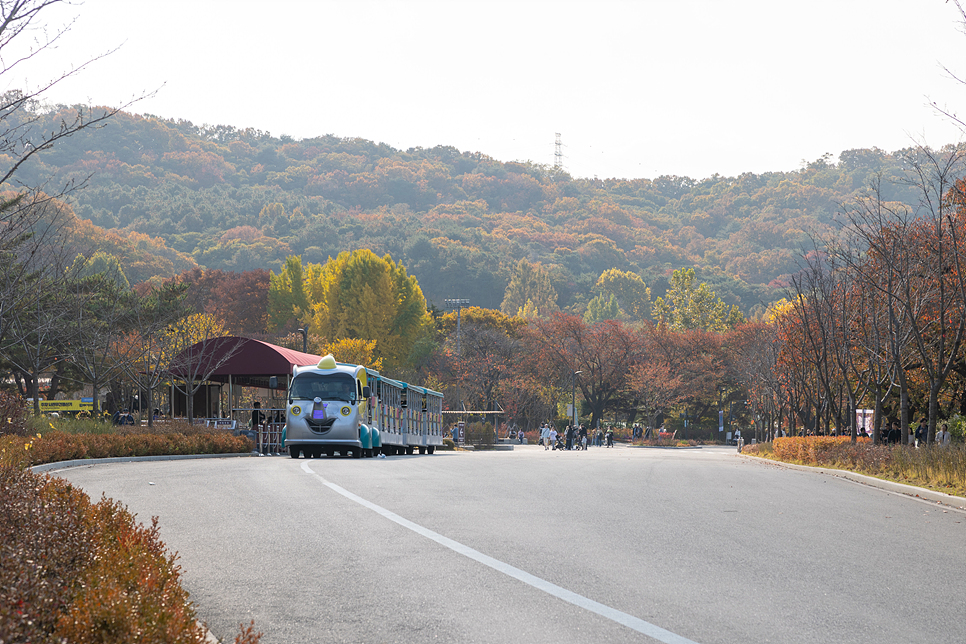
[{"left": 554, "top": 434, "right": 567, "bottom": 451}]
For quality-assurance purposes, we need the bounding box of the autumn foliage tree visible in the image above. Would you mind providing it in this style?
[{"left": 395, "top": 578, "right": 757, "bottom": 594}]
[{"left": 524, "top": 313, "right": 642, "bottom": 428}]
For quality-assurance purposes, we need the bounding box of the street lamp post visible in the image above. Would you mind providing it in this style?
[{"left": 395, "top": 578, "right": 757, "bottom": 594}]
[
  {"left": 572, "top": 370, "right": 583, "bottom": 428},
  {"left": 718, "top": 385, "right": 725, "bottom": 438}
]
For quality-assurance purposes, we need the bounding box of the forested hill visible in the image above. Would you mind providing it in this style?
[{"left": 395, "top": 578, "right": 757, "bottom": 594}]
[{"left": 11, "top": 104, "right": 943, "bottom": 315}]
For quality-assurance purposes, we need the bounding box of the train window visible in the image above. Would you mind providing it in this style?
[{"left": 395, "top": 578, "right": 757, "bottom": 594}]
[{"left": 290, "top": 373, "right": 356, "bottom": 402}]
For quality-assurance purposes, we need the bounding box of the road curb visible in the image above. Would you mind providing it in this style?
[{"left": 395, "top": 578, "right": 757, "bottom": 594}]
[
  {"left": 739, "top": 453, "right": 966, "bottom": 509},
  {"left": 31, "top": 452, "right": 255, "bottom": 473}
]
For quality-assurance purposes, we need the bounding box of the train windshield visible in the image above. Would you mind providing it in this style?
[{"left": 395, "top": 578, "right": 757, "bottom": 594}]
[{"left": 290, "top": 373, "right": 356, "bottom": 402}]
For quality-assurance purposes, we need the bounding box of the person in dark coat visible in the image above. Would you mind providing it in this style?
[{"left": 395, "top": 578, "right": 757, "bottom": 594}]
[
  {"left": 251, "top": 401, "right": 265, "bottom": 429},
  {"left": 914, "top": 419, "right": 927, "bottom": 446},
  {"left": 887, "top": 421, "right": 901, "bottom": 444}
]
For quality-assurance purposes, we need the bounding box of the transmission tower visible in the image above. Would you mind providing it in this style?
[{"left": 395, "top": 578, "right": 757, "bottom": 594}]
[{"left": 554, "top": 132, "right": 564, "bottom": 171}]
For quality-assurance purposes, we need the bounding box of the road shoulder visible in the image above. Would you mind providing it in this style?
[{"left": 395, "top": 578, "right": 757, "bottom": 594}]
[{"left": 738, "top": 453, "right": 966, "bottom": 510}]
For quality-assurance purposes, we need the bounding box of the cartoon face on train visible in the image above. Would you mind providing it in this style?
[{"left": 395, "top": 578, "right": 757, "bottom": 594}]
[{"left": 287, "top": 370, "right": 362, "bottom": 435}]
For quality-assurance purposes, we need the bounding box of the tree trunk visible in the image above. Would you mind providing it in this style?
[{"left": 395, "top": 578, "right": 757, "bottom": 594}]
[
  {"left": 873, "top": 387, "right": 883, "bottom": 444},
  {"left": 145, "top": 385, "right": 154, "bottom": 429},
  {"left": 898, "top": 369, "right": 910, "bottom": 445},
  {"left": 31, "top": 366, "right": 41, "bottom": 416},
  {"left": 928, "top": 383, "right": 941, "bottom": 444}
]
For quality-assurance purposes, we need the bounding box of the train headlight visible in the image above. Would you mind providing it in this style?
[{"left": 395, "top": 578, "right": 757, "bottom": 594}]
[{"left": 291, "top": 406, "right": 302, "bottom": 416}]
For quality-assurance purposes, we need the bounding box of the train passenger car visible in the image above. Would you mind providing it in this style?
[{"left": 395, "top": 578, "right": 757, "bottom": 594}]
[
  {"left": 286, "top": 354, "right": 443, "bottom": 458},
  {"left": 369, "top": 375, "right": 444, "bottom": 455}
]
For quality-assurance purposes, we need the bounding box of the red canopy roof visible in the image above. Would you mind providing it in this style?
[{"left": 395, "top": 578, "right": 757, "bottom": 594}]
[{"left": 167, "top": 336, "right": 322, "bottom": 383}]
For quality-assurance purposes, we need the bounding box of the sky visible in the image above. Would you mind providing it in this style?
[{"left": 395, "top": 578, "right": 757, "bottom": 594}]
[{"left": 8, "top": 0, "right": 966, "bottom": 181}]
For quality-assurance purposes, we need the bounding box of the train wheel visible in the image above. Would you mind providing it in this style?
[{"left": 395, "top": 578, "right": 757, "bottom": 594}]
[
  {"left": 289, "top": 447, "right": 300, "bottom": 459},
  {"left": 373, "top": 446, "right": 381, "bottom": 457},
  {"left": 325, "top": 448, "right": 333, "bottom": 457},
  {"left": 427, "top": 446, "right": 435, "bottom": 454},
  {"left": 406, "top": 446, "right": 415, "bottom": 455},
  {"left": 353, "top": 447, "right": 362, "bottom": 458},
  {"left": 418, "top": 447, "right": 426, "bottom": 455}
]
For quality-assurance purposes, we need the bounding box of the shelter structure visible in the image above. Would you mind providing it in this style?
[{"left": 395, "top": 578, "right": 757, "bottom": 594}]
[{"left": 166, "top": 336, "right": 321, "bottom": 421}]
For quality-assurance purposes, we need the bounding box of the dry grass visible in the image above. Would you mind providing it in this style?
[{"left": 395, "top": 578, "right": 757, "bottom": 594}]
[{"left": 743, "top": 437, "right": 966, "bottom": 497}]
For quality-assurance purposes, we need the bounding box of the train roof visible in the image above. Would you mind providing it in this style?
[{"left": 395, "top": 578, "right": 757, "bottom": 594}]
[
  {"left": 372, "top": 372, "right": 443, "bottom": 398},
  {"left": 292, "top": 355, "right": 441, "bottom": 397}
]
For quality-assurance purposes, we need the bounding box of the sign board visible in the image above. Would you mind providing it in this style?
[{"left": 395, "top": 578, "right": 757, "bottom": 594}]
[
  {"left": 206, "top": 419, "right": 238, "bottom": 430},
  {"left": 457, "top": 421, "right": 465, "bottom": 445},
  {"left": 39, "top": 400, "right": 93, "bottom": 413},
  {"left": 855, "top": 409, "right": 874, "bottom": 434},
  {"left": 719, "top": 410, "right": 724, "bottom": 432}
]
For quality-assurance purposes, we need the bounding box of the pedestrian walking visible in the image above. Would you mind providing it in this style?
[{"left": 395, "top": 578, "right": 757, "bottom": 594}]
[
  {"left": 549, "top": 426, "right": 559, "bottom": 450},
  {"left": 540, "top": 424, "right": 551, "bottom": 450}
]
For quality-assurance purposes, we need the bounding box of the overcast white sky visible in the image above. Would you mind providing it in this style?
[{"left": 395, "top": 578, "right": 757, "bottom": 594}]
[{"left": 10, "top": 0, "right": 966, "bottom": 180}]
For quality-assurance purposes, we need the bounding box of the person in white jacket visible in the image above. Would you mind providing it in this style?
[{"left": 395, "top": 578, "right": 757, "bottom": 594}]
[
  {"left": 937, "top": 423, "right": 952, "bottom": 447},
  {"left": 540, "top": 424, "right": 552, "bottom": 450}
]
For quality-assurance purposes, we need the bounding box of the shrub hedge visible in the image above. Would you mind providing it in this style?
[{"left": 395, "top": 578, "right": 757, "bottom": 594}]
[
  {"left": 1, "top": 430, "right": 252, "bottom": 469},
  {"left": 0, "top": 428, "right": 260, "bottom": 643},
  {"left": 0, "top": 463, "right": 212, "bottom": 643},
  {"left": 0, "top": 389, "right": 29, "bottom": 437}
]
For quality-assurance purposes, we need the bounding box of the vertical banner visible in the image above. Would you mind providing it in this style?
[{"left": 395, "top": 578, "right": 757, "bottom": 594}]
[{"left": 719, "top": 410, "right": 724, "bottom": 433}]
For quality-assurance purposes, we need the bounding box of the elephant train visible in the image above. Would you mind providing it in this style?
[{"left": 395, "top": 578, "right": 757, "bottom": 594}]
[{"left": 285, "top": 354, "right": 444, "bottom": 458}]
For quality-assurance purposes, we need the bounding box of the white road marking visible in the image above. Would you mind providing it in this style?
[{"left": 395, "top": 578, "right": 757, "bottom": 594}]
[{"left": 301, "top": 462, "right": 699, "bottom": 644}]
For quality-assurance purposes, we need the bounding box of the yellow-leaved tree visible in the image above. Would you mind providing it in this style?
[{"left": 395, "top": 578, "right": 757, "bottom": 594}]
[
  {"left": 323, "top": 338, "right": 384, "bottom": 372},
  {"left": 306, "top": 249, "right": 432, "bottom": 372},
  {"left": 762, "top": 297, "right": 796, "bottom": 325}
]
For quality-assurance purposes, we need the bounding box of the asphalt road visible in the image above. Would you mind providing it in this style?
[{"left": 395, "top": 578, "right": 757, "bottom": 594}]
[{"left": 55, "top": 445, "right": 966, "bottom": 644}]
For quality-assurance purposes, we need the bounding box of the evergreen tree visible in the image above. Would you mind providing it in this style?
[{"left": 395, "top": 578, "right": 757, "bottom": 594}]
[
  {"left": 267, "top": 255, "right": 310, "bottom": 331},
  {"left": 584, "top": 292, "right": 621, "bottom": 324},
  {"left": 595, "top": 269, "right": 651, "bottom": 321},
  {"left": 500, "top": 259, "right": 558, "bottom": 318},
  {"left": 70, "top": 252, "right": 130, "bottom": 291},
  {"left": 652, "top": 268, "right": 744, "bottom": 332}
]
